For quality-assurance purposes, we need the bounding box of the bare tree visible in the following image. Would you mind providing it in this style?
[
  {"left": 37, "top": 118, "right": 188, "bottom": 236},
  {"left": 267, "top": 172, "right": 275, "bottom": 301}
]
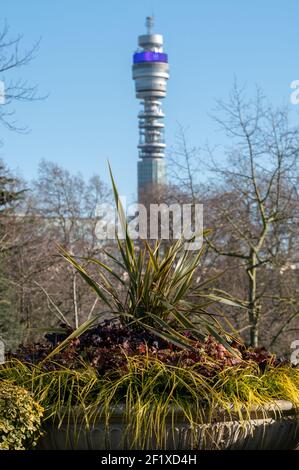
[
  {"left": 0, "top": 159, "right": 113, "bottom": 348},
  {"left": 0, "top": 21, "right": 41, "bottom": 136},
  {"left": 0, "top": 159, "right": 27, "bottom": 347},
  {"left": 166, "top": 85, "right": 299, "bottom": 352},
  {"left": 28, "top": 160, "right": 112, "bottom": 328},
  {"left": 203, "top": 84, "right": 299, "bottom": 348},
  {"left": 168, "top": 124, "right": 203, "bottom": 203}
]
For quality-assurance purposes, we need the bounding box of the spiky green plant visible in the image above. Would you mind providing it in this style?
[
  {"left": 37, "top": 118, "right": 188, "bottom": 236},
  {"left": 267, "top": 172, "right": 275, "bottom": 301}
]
[{"left": 46, "top": 166, "right": 243, "bottom": 361}]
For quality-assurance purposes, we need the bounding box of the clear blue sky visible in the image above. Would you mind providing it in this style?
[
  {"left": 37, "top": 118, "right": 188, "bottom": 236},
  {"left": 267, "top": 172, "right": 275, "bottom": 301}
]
[{"left": 1, "top": 0, "right": 298, "bottom": 199}]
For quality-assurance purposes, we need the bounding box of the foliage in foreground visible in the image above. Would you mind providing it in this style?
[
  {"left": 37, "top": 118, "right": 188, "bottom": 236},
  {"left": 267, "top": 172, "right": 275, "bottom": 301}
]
[
  {"left": 1, "top": 356, "right": 298, "bottom": 449},
  {"left": 46, "top": 167, "right": 245, "bottom": 362},
  {"left": 2, "top": 168, "right": 298, "bottom": 449},
  {"left": 12, "top": 323, "right": 278, "bottom": 376},
  {"left": 0, "top": 380, "right": 44, "bottom": 450}
]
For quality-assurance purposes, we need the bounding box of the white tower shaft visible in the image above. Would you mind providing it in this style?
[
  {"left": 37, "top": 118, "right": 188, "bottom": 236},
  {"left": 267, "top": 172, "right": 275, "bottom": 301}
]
[{"left": 132, "top": 17, "right": 169, "bottom": 200}]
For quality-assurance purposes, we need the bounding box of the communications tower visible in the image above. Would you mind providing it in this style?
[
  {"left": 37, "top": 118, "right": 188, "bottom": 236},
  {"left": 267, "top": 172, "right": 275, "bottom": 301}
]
[{"left": 132, "top": 17, "right": 169, "bottom": 200}]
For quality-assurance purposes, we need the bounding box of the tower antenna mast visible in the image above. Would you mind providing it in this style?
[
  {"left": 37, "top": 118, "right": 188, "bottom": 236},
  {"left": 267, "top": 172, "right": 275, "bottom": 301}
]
[{"left": 146, "top": 16, "right": 154, "bottom": 34}]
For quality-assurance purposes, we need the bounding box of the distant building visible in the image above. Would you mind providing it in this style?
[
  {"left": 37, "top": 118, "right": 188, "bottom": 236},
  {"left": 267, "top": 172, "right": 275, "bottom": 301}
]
[{"left": 132, "top": 17, "right": 169, "bottom": 201}]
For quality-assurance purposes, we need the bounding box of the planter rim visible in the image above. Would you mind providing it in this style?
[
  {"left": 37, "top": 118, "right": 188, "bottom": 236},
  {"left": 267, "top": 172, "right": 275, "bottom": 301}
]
[{"left": 47, "top": 399, "right": 299, "bottom": 424}]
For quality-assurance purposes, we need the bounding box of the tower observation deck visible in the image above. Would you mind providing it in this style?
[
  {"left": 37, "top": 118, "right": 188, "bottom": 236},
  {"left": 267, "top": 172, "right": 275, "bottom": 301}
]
[{"left": 132, "top": 17, "right": 169, "bottom": 200}]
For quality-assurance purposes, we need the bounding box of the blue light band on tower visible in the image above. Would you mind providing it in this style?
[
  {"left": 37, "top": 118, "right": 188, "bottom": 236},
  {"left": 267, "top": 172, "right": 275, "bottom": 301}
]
[
  {"left": 132, "top": 17, "right": 170, "bottom": 201},
  {"left": 133, "top": 51, "right": 168, "bottom": 64}
]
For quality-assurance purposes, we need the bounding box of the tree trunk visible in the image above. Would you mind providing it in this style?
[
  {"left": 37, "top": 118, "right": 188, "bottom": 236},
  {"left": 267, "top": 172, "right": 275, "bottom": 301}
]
[{"left": 248, "top": 251, "right": 259, "bottom": 347}]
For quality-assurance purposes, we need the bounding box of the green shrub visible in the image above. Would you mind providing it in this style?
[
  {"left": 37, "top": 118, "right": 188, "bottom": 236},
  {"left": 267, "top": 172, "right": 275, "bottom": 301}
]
[
  {"left": 1, "top": 358, "right": 299, "bottom": 449},
  {"left": 0, "top": 380, "right": 44, "bottom": 450}
]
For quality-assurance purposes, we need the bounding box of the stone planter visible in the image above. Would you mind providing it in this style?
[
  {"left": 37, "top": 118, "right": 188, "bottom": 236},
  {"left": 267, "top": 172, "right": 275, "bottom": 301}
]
[{"left": 37, "top": 400, "right": 299, "bottom": 450}]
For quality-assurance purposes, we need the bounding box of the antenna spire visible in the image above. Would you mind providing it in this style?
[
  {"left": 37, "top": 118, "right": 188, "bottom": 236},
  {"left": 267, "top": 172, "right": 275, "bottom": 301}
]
[{"left": 145, "top": 16, "right": 154, "bottom": 34}]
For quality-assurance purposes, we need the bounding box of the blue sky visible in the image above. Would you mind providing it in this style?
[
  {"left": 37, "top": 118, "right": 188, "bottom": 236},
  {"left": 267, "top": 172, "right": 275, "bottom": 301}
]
[{"left": 1, "top": 0, "right": 298, "bottom": 199}]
